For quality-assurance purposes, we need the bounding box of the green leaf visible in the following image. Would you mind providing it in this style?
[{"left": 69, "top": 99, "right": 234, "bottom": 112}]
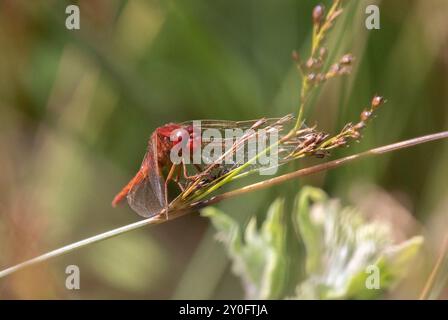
[
  {"left": 204, "top": 187, "right": 424, "bottom": 300},
  {"left": 201, "top": 200, "right": 288, "bottom": 299},
  {"left": 201, "top": 207, "right": 243, "bottom": 255},
  {"left": 294, "top": 186, "right": 328, "bottom": 274},
  {"left": 293, "top": 188, "right": 423, "bottom": 299}
]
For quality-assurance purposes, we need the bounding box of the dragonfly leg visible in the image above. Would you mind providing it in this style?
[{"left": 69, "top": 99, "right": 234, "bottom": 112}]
[
  {"left": 182, "top": 162, "right": 199, "bottom": 180},
  {"left": 164, "top": 163, "right": 178, "bottom": 219},
  {"left": 174, "top": 165, "right": 185, "bottom": 192}
]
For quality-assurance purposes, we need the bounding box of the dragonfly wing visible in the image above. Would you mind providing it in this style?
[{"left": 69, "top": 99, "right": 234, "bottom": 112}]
[
  {"left": 182, "top": 114, "right": 294, "bottom": 130},
  {"left": 127, "top": 174, "right": 164, "bottom": 218},
  {"left": 126, "top": 136, "right": 166, "bottom": 218},
  {"left": 147, "top": 134, "right": 166, "bottom": 207},
  {"left": 197, "top": 115, "right": 296, "bottom": 172}
]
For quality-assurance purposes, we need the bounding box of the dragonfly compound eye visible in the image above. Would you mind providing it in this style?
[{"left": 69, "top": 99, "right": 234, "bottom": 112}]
[
  {"left": 187, "top": 134, "right": 201, "bottom": 153},
  {"left": 171, "top": 129, "right": 188, "bottom": 144}
]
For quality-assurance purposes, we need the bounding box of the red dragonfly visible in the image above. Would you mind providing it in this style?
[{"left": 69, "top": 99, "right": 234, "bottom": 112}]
[
  {"left": 112, "top": 123, "right": 200, "bottom": 218},
  {"left": 112, "top": 116, "right": 294, "bottom": 218}
]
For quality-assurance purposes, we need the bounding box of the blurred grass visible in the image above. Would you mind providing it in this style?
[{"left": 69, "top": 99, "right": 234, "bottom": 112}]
[{"left": 0, "top": 0, "right": 447, "bottom": 299}]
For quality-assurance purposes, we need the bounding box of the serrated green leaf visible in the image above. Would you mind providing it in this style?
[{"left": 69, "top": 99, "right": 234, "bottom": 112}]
[
  {"left": 204, "top": 187, "right": 424, "bottom": 300},
  {"left": 201, "top": 200, "right": 288, "bottom": 299},
  {"left": 293, "top": 188, "right": 423, "bottom": 300}
]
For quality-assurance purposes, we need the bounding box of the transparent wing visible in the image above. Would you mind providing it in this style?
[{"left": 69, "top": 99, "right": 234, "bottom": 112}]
[
  {"left": 127, "top": 174, "right": 164, "bottom": 218},
  {"left": 183, "top": 114, "right": 299, "bottom": 177},
  {"left": 127, "top": 136, "right": 166, "bottom": 218},
  {"left": 181, "top": 115, "right": 294, "bottom": 130}
]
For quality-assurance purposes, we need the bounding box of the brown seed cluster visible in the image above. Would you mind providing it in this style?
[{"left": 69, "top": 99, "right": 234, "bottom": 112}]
[
  {"left": 283, "top": 95, "right": 386, "bottom": 158},
  {"left": 312, "top": 4, "right": 325, "bottom": 30},
  {"left": 292, "top": 2, "right": 352, "bottom": 88},
  {"left": 312, "top": 2, "right": 343, "bottom": 44},
  {"left": 285, "top": 1, "right": 386, "bottom": 159},
  {"left": 337, "top": 95, "right": 387, "bottom": 144},
  {"left": 284, "top": 126, "right": 328, "bottom": 153},
  {"left": 307, "top": 53, "right": 355, "bottom": 85}
]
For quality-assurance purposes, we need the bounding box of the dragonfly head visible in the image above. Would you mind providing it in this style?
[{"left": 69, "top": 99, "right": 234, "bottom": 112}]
[
  {"left": 163, "top": 124, "right": 201, "bottom": 156},
  {"left": 184, "top": 125, "right": 201, "bottom": 153}
]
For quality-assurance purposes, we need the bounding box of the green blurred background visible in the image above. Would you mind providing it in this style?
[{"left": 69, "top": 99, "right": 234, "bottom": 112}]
[{"left": 0, "top": 0, "right": 447, "bottom": 299}]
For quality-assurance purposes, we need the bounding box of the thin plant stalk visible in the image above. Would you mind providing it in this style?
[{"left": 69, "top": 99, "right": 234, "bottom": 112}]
[
  {"left": 419, "top": 234, "right": 448, "bottom": 300},
  {"left": 0, "top": 130, "right": 447, "bottom": 279},
  {"left": 293, "top": 0, "right": 342, "bottom": 132}
]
